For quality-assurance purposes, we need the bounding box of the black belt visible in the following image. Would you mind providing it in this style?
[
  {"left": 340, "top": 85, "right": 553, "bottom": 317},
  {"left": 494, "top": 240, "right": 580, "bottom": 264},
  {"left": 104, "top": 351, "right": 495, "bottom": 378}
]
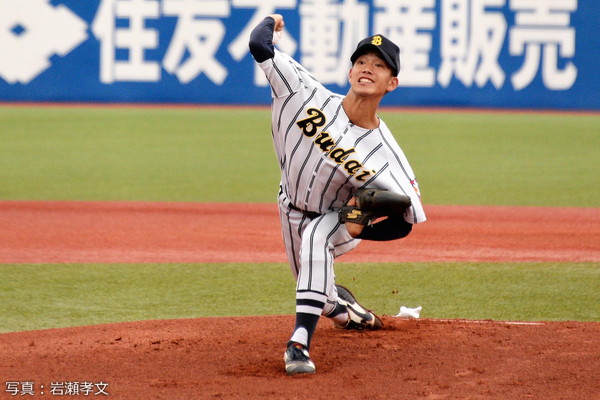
[{"left": 288, "top": 203, "right": 322, "bottom": 219}]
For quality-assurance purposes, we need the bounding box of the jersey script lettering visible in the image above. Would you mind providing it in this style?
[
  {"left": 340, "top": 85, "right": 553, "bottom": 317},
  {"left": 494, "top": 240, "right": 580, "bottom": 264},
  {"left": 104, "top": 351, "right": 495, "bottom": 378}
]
[{"left": 296, "top": 108, "right": 375, "bottom": 181}]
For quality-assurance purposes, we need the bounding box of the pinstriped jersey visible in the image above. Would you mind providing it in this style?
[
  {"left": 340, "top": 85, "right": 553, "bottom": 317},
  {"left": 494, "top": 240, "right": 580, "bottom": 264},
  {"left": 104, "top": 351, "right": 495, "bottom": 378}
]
[{"left": 258, "top": 50, "right": 426, "bottom": 224}]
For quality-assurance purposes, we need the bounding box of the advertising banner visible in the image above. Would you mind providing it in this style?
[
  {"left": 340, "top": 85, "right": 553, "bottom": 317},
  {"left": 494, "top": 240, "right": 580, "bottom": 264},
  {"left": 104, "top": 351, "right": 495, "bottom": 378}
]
[{"left": 0, "top": 0, "right": 597, "bottom": 110}]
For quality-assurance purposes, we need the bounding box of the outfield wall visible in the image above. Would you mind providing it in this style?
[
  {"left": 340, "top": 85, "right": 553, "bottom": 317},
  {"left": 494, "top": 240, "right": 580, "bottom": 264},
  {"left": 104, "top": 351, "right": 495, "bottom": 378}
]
[{"left": 1, "top": 0, "right": 598, "bottom": 110}]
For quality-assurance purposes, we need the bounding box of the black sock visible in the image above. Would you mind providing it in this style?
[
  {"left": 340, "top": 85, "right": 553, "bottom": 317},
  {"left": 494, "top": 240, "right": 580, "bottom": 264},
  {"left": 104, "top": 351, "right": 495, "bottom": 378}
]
[
  {"left": 326, "top": 301, "right": 348, "bottom": 318},
  {"left": 289, "top": 312, "right": 320, "bottom": 350}
]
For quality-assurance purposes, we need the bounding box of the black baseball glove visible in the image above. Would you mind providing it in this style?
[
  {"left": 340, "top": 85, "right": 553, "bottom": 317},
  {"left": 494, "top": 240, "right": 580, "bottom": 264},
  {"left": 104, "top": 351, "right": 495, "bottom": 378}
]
[{"left": 339, "top": 188, "right": 412, "bottom": 227}]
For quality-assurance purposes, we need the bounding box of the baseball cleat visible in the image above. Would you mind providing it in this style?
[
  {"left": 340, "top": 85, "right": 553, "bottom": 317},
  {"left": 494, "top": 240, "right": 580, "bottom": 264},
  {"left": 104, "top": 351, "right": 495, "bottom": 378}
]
[
  {"left": 284, "top": 342, "right": 316, "bottom": 375},
  {"left": 334, "top": 284, "right": 383, "bottom": 330}
]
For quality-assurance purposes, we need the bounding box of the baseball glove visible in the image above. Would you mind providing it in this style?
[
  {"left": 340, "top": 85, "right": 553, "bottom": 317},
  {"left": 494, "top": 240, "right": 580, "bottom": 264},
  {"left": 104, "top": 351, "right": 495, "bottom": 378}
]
[{"left": 339, "top": 188, "right": 412, "bottom": 226}]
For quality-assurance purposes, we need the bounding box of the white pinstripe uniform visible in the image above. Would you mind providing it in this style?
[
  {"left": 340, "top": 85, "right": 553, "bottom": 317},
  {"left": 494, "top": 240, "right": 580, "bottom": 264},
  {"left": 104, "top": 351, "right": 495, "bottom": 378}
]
[{"left": 258, "top": 49, "right": 427, "bottom": 322}]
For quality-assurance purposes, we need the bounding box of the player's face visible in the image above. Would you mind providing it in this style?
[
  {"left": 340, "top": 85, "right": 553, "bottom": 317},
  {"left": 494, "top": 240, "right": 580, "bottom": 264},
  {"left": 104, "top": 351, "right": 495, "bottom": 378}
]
[{"left": 349, "top": 52, "right": 398, "bottom": 96}]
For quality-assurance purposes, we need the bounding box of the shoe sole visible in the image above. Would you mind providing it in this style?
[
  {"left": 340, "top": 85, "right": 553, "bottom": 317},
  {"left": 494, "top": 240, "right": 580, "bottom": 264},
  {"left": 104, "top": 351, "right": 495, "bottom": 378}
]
[
  {"left": 285, "top": 362, "right": 316, "bottom": 375},
  {"left": 284, "top": 347, "right": 316, "bottom": 375}
]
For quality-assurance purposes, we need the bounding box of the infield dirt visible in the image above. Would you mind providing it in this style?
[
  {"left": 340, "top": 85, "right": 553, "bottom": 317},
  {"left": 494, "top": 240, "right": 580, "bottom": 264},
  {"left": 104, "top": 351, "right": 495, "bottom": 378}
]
[
  {"left": 1, "top": 201, "right": 599, "bottom": 263},
  {"left": 1, "top": 202, "right": 599, "bottom": 399}
]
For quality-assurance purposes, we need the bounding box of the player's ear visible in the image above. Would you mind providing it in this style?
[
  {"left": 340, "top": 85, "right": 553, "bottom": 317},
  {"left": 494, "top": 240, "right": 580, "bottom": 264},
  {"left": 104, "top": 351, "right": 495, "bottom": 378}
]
[
  {"left": 347, "top": 66, "right": 355, "bottom": 85},
  {"left": 386, "top": 76, "right": 399, "bottom": 93}
]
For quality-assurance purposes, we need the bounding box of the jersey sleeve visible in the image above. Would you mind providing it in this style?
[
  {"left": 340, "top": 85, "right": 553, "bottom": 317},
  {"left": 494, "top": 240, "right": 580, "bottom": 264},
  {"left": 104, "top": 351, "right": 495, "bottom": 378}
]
[
  {"left": 357, "top": 215, "right": 413, "bottom": 241},
  {"left": 372, "top": 123, "right": 427, "bottom": 225},
  {"left": 248, "top": 16, "right": 276, "bottom": 63},
  {"left": 394, "top": 153, "right": 426, "bottom": 225},
  {"left": 249, "top": 18, "right": 322, "bottom": 99},
  {"left": 258, "top": 50, "right": 322, "bottom": 99}
]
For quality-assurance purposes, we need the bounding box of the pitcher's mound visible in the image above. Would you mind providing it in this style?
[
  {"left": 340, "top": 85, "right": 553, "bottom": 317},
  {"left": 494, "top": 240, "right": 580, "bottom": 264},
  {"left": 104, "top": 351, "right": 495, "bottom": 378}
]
[{"left": 1, "top": 315, "right": 598, "bottom": 399}]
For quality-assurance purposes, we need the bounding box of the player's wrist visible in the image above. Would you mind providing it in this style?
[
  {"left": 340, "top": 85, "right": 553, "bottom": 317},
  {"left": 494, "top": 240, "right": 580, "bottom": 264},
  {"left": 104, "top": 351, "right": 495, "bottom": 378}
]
[{"left": 345, "top": 221, "right": 364, "bottom": 238}]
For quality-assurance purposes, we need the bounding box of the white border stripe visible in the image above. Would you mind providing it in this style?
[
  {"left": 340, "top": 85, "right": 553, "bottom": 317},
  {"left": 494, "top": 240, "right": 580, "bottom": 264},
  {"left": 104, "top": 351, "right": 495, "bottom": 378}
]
[{"left": 429, "top": 319, "right": 543, "bottom": 326}]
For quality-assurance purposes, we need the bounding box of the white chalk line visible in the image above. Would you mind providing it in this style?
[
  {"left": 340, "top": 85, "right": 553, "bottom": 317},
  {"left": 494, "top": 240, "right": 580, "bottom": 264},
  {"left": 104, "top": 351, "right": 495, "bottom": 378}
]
[
  {"left": 394, "top": 317, "right": 544, "bottom": 326},
  {"left": 436, "top": 319, "right": 543, "bottom": 326}
]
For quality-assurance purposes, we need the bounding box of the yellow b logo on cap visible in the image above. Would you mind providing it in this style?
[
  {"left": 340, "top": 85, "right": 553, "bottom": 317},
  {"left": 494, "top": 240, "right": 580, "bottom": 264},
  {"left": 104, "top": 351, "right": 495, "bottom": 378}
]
[{"left": 371, "top": 36, "right": 383, "bottom": 46}]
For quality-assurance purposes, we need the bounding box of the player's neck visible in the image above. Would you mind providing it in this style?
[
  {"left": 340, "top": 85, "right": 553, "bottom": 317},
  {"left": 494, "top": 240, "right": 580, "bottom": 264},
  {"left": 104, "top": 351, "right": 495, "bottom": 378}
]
[{"left": 341, "top": 95, "right": 380, "bottom": 130}]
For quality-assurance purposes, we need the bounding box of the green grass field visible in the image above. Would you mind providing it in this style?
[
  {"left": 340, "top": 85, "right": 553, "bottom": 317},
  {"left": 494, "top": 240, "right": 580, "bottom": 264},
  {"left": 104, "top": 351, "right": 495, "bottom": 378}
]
[
  {"left": 1, "top": 106, "right": 599, "bottom": 206},
  {"left": 1, "top": 263, "right": 598, "bottom": 333},
  {"left": 1, "top": 105, "right": 599, "bottom": 333}
]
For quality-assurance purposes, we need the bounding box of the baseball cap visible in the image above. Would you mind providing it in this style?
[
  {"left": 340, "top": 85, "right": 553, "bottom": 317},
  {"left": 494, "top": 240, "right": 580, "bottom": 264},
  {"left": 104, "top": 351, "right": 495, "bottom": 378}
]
[{"left": 350, "top": 34, "right": 400, "bottom": 76}]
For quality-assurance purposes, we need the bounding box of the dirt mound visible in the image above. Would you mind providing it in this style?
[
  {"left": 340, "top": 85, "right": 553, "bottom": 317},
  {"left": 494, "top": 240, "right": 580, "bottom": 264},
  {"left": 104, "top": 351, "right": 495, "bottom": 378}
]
[
  {"left": 1, "top": 316, "right": 598, "bottom": 399},
  {"left": 1, "top": 201, "right": 599, "bottom": 399}
]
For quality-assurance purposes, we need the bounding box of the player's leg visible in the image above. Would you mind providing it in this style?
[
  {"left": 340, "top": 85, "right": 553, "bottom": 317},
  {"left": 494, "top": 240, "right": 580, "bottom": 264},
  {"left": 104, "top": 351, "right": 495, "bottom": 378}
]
[
  {"left": 277, "top": 198, "right": 308, "bottom": 279},
  {"left": 283, "top": 212, "right": 347, "bottom": 374},
  {"left": 287, "top": 212, "right": 382, "bottom": 333},
  {"left": 289, "top": 212, "right": 355, "bottom": 347},
  {"left": 278, "top": 206, "right": 380, "bottom": 374}
]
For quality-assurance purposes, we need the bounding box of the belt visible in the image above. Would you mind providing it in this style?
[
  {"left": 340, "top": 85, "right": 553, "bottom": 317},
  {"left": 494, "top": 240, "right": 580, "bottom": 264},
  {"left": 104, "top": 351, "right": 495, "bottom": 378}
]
[{"left": 288, "top": 203, "right": 323, "bottom": 219}]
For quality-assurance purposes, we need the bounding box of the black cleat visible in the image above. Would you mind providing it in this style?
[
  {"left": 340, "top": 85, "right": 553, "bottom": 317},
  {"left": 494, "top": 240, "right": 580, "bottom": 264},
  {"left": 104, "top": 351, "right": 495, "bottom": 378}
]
[
  {"left": 284, "top": 342, "right": 316, "bottom": 375},
  {"left": 335, "top": 284, "right": 383, "bottom": 330}
]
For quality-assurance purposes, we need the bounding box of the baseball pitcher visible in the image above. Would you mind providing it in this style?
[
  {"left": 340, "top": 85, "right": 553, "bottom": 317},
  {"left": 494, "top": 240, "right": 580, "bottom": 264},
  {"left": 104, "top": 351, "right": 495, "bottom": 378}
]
[{"left": 249, "top": 14, "right": 426, "bottom": 375}]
